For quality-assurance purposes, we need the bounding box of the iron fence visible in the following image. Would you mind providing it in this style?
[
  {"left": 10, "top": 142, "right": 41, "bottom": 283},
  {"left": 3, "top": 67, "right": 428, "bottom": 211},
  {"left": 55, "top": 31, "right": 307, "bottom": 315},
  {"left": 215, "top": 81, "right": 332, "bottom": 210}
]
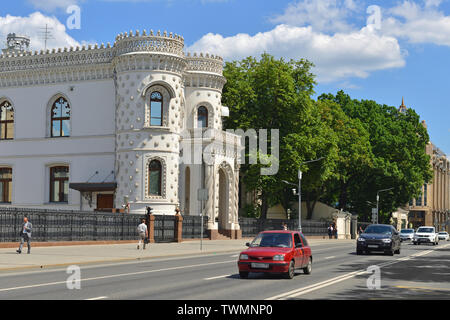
[
  {"left": 239, "top": 217, "right": 330, "bottom": 238},
  {"left": 182, "top": 215, "right": 209, "bottom": 239},
  {"left": 153, "top": 214, "right": 176, "bottom": 243},
  {"left": 0, "top": 208, "right": 145, "bottom": 242}
]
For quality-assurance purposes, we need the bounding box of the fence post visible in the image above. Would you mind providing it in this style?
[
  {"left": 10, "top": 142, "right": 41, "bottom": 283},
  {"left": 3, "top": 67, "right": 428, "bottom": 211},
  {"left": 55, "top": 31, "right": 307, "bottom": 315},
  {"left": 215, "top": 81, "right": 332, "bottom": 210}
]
[
  {"left": 175, "top": 211, "right": 183, "bottom": 243},
  {"left": 148, "top": 214, "right": 155, "bottom": 243}
]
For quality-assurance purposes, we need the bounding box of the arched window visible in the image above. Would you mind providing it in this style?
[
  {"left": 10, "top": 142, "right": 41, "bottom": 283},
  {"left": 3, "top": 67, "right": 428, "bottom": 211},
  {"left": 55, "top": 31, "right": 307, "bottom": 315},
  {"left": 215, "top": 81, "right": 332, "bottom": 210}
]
[
  {"left": 51, "top": 97, "right": 71, "bottom": 137},
  {"left": 0, "top": 167, "right": 12, "bottom": 203},
  {"left": 197, "top": 106, "right": 208, "bottom": 128},
  {"left": 50, "top": 166, "right": 69, "bottom": 203},
  {"left": 150, "top": 91, "right": 163, "bottom": 126},
  {"left": 0, "top": 101, "right": 14, "bottom": 140},
  {"left": 148, "top": 160, "right": 162, "bottom": 196}
]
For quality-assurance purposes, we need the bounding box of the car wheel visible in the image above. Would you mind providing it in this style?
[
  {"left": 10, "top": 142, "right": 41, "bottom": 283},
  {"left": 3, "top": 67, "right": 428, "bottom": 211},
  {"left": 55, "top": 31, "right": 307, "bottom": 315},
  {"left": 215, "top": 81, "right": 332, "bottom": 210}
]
[
  {"left": 284, "top": 260, "right": 295, "bottom": 279},
  {"left": 239, "top": 271, "right": 249, "bottom": 279},
  {"left": 303, "top": 257, "right": 312, "bottom": 275},
  {"left": 386, "top": 249, "right": 394, "bottom": 256},
  {"left": 356, "top": 250, "right": 363, "bottom": 255},
  {"left": 395, "top": 248, "right": 400, "bottom": 254}
]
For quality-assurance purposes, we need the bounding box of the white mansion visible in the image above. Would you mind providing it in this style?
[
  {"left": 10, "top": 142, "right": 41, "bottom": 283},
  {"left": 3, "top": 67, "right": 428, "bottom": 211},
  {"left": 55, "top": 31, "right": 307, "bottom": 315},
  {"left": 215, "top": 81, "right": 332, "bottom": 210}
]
[{"left": 0, "top": 31, "right": 242, "bottom": 238}]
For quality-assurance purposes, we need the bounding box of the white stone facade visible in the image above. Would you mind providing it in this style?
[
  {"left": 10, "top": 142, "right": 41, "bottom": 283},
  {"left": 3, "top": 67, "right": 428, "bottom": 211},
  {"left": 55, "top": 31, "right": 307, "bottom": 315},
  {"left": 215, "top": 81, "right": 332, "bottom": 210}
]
[{"left": 0, "top": 30, "right": 241, "bottom": 234}]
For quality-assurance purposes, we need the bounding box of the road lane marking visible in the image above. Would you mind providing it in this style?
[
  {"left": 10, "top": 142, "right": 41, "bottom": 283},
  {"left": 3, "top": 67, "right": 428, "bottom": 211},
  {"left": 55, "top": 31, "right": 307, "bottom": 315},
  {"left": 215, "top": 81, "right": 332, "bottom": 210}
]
[
  {"left": 266, "top": 247, "right": 438, "bottom": 300},
  {"left": 204, "top": 274, "right": 231, "bottom": 280},
  {"left": 395, "top": 285, "right": 450, "bottom": 292},
  {"left": 86, "top": 296, "right": 108, "bottom": 300},
  {"left": 0, "top": 260, "right": 236, "bottom": 293},
  {"left": 324, "top": 256, "right": 336, "bottom": 260}
]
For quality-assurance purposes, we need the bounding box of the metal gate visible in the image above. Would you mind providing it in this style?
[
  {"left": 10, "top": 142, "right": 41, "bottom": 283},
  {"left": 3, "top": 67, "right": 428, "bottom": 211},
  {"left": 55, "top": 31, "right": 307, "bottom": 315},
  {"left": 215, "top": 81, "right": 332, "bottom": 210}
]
[{"left": 153, "top": 215, "right": 176, "bottom": 242}]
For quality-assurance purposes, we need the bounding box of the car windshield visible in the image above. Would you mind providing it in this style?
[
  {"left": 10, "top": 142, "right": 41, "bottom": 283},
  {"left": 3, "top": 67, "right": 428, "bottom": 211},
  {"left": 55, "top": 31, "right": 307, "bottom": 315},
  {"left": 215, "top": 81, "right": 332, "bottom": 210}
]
[
  {"left": 251, "top": 233, "right": 292, "bottom": 248},
  {"left": 417, "top": 228, "right": 434, "bottom": 233},
  {"left": 401, "top": 230, "right": 414, "bottom": 234},
  {"left": 364, "top": 225, "right": 392, "bottom": 235},
  {"left": 438, "top": 232, "right": 447, "bottom": 235}
]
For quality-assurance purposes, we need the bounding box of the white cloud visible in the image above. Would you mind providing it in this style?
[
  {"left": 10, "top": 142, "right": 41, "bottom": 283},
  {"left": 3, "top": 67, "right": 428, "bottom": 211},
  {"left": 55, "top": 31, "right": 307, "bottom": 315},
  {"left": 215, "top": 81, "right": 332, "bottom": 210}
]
[
  {"left": 382, "top": 1, "right": 450, "bottom": 46},
  {"left": 188, "top": 24, "right": 405, "bottom": 83},
  {"left": 0, "top": 12, "right": 81, "bottom": 51},
  {"left": 271, "top": 0, "right": 361, "bottom": 33}
]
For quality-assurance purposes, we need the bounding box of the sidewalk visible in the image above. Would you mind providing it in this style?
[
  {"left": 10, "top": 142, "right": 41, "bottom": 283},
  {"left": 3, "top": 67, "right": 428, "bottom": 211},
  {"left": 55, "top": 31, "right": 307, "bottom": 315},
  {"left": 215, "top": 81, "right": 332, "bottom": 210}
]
[{"left": 0, "top": 238, "right": 353, "bottom": 272}]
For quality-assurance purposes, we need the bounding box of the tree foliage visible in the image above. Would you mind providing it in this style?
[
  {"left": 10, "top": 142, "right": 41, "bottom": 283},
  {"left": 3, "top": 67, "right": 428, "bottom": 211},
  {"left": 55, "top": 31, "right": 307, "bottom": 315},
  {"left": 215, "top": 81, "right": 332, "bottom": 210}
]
[{"left": 222, "top": 54, "right": 432, "bottom": 223}]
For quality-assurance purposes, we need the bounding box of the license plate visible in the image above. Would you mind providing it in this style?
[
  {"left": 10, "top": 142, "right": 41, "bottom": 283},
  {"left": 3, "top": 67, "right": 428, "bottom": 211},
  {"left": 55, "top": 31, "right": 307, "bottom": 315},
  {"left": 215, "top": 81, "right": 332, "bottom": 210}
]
[
  {"left": 251, "top": 263, "right": 269, "bottom": 269},
  {"left": 368, "top": 245, "right": 379, "bottom": 248}
]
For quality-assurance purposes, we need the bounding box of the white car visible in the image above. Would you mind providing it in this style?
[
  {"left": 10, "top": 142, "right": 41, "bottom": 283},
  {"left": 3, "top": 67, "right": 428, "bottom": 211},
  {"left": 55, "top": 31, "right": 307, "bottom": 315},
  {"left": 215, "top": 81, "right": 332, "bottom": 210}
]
[
  {"left": 437, "top": 231, "right": 449, "bottom": 241},
  {"left": 413, "top": 226, "right": 439, "bottom": 245},
  {"left": 400, "top": 229, "right": 415, "bottom": 242}
]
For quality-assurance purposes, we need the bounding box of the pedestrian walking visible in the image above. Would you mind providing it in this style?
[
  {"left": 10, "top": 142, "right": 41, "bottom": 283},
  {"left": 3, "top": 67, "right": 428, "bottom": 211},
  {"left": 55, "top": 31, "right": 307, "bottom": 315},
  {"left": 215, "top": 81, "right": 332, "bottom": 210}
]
[
  {"left": 137, "top": 218, "right": 148, "bottom": 250},
  {"left": 334, "top": 224, "right": 338, "bottom": 239},
  {"left": 282, "top": 223, "right": 288, "bottom": 231},
  {"left": 327, "top": 224, "right": 333, "bottom": 239},
  {"left": 358, "top": 226, "right": 364, "bottom": 235},
  {"left": 17, "top": 217, "right": 32, "bottom": 254}
]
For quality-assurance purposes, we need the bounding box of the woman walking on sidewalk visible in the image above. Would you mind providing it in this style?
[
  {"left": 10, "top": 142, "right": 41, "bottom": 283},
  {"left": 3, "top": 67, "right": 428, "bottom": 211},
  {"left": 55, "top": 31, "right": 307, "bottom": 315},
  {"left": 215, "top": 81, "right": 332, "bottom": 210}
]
[{"left": 137, "top": 218, "right": 148, "bottom": 250}]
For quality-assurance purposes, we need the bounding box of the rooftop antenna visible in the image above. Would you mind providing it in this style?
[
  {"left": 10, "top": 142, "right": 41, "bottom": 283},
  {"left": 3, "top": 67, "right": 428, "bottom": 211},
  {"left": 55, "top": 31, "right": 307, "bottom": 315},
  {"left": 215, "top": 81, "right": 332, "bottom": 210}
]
[{"left": 39, "top": 24, "right": 54, "bottom": 50}]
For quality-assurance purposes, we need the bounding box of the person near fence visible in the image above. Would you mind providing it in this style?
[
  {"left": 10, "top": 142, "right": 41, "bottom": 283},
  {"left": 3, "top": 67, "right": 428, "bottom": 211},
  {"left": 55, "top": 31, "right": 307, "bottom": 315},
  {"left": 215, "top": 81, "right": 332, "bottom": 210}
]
[
  {"left": 137, "top": 218, "right": 148, "bottom": 250},
  {"left": 358, "top": 226, "right": 364, "bottom": 235},
  {"left": 17, "top": 217, "right": 32, "bottom": 254},
  {"left": 327, "top": 224, "right": 333, "bottom": 239}
]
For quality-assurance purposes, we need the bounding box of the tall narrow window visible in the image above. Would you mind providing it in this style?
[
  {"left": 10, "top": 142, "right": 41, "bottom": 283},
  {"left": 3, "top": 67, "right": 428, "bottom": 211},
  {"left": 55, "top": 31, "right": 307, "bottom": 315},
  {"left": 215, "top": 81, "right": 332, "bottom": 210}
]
[
  {"left": 148, "top": 160, "right": 162, "bottom": 196},
  {"left": 50, "top": 166, "right": 69, "bottom": 202},
  {"left": 0, "top": 101, "right": 14, "bottom": 140},
  {"left": 197, "top": 106, "right": 208, "bottom": 128},
  {"left": 0, "top": 168, "right": 12, "bottom": 203},
  {"left": 150, "top": 92, "right": 163, "bottom": 126},
  {"left": 51, "top": 97, "right": 71, "bottom": 137},
  {"left": 416, "top": 187, "right": 422, "bottom": 206},
  {"left": 423, "top": 184, "right": 427, "bottom": 207}
]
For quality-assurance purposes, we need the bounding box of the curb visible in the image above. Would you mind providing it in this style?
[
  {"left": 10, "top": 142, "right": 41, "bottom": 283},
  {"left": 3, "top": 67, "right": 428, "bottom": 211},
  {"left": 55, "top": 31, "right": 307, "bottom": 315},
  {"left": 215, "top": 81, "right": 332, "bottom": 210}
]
[{"left": 0, "top": 248, "right": 244, "bottom": 272}]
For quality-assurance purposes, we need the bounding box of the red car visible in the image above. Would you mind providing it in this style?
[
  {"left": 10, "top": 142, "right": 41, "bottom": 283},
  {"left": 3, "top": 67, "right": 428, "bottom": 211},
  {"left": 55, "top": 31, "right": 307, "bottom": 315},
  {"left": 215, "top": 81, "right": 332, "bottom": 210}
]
[{"left": 237, "top": 230, "right": 313, "bottom": 279}]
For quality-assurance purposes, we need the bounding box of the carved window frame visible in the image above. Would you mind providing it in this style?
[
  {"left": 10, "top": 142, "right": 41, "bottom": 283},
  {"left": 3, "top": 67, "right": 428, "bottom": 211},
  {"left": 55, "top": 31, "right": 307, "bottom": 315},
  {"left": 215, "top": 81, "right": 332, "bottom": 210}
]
[
  {"left": 144, "top": 85, "right": 170, "bottom": 128},
  {"left": 193, "top": 102, "right": 214, "bottom": 129},
  {"left": 0, "top": 100, "right": 14, "bottom": 140},
  {"left": 144, "top": 156, "right": 166, "bottom": 200}
]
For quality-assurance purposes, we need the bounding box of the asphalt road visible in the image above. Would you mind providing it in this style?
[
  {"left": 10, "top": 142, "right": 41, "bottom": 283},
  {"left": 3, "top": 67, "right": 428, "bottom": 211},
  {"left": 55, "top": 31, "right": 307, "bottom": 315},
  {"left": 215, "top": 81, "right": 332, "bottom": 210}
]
[{"left": 0, "top": 239, "right": 449, "bottom": 300}]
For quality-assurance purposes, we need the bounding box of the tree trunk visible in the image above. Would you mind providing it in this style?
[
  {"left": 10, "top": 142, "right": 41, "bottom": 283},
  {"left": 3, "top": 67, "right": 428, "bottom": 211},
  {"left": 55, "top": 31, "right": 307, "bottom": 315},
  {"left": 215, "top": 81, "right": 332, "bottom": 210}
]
[
  {"left": 260, "top": 190, "right": 269, "bottom": 220},
  {"left": 338, "top": 181, "right": 348, "bottom": 211}
]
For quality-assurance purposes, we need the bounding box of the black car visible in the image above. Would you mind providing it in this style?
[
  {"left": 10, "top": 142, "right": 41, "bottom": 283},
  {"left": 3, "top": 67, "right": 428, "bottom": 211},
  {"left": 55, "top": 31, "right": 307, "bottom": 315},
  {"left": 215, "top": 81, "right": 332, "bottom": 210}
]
[{"left": 356, "top": 224, "right": 401, "bottom": 256}]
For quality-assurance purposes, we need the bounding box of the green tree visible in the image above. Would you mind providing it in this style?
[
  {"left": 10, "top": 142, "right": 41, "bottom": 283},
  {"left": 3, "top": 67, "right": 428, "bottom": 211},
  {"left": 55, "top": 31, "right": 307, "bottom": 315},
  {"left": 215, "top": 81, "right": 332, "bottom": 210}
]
[
  {"left": 222, "top": 54, "right": 328, "bottom": 219},
  {"left": 318, "top": 91, "right": 433, "bottom": 222}
]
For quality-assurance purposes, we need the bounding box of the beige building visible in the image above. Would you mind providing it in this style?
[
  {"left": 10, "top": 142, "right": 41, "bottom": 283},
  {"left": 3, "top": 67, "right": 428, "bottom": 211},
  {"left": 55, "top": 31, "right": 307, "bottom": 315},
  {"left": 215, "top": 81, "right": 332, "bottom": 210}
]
[{"left": 400, "top": 100, "right": 450, "bottom": 232}]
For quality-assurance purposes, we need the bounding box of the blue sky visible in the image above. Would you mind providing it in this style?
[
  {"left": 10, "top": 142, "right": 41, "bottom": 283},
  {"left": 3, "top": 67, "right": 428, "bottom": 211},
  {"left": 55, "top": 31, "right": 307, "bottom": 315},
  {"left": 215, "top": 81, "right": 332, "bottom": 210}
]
[{"left": 1, "top": 0, "right": 449, "bottom": 155}]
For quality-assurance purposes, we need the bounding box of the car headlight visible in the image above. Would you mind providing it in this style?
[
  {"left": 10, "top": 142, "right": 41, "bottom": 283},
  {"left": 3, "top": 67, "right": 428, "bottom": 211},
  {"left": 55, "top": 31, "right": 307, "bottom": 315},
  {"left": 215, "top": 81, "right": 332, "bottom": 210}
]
[
  {"left": 273, "top": 254, "right": 285, "bottom": 261},
  {"left": 240, "top": 254, "right": 249, "bottom": 260},
  {"left": 357, "top": 237, "right": 366, "bottom": 242},
  {"left": 382, "top": 239, "right": 392, "bottom": 243}
]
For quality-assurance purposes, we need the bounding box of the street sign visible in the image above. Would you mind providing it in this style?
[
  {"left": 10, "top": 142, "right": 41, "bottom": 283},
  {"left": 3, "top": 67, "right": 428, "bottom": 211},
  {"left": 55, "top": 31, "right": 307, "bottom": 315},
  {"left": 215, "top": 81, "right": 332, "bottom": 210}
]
[{"left": 197, "top": 188, "right": 208, "bottom": 201}]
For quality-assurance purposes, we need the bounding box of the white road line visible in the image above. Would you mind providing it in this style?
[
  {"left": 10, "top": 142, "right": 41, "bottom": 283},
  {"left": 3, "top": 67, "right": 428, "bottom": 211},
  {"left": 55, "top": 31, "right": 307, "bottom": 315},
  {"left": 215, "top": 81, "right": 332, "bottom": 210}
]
[
  {"left": 230, "top": 254, "right": 239, "bottom": 257},
  {"left": 0, "top": 260, "right": 236, "bottom": 293},
  {"left": 324, "top": 256, "right": 336, "bottom": 260},
  {"left": 266, "top": 247, "right": 438, "bottom": 300},
  {"left": 86, "top": 296, "right": 108, "bottom": 300},
  {"left": 204, "top": 274, "right": 231, "bottom": 281}
]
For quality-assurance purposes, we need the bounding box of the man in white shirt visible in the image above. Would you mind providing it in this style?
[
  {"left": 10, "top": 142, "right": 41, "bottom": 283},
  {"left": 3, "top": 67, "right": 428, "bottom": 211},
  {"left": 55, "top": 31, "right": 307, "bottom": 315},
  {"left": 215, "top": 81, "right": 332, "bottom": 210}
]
[{"left": 137, "top": 218, "right": 148, "bottom": 250}]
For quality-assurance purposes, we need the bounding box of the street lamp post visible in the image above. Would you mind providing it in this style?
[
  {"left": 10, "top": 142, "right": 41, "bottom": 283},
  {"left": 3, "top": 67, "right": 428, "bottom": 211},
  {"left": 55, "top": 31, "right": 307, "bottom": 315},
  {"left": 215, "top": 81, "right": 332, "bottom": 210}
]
[
  {"left": 283, "top": 157, "right": 324, "bottom": 233},
  {"left": 376, "top": 187, "right": 394, "bottom": 224}
]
